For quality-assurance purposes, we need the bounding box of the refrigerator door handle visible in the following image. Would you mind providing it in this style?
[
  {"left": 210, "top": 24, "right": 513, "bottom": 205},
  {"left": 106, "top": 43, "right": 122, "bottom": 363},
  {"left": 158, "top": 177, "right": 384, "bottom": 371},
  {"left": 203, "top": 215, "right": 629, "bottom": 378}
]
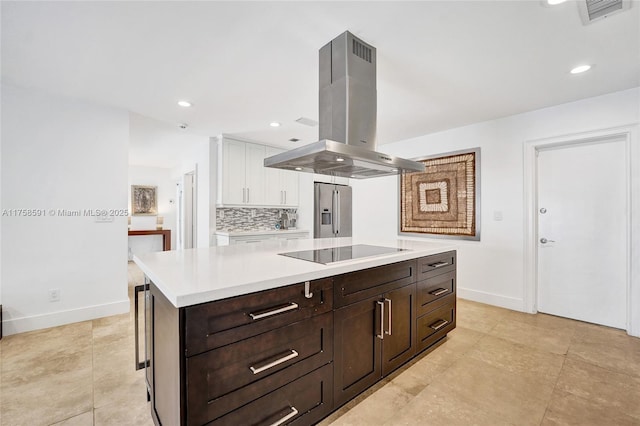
[{"left": 333, "top": 189, "right": 340, "bottom": 235}]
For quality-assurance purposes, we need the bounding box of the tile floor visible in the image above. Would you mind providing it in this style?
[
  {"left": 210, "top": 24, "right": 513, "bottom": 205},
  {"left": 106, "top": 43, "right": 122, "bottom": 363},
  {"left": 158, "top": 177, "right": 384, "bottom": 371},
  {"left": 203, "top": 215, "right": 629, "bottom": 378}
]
[{"left": 0, "top": 263, "right": 638, "bottom": 426}]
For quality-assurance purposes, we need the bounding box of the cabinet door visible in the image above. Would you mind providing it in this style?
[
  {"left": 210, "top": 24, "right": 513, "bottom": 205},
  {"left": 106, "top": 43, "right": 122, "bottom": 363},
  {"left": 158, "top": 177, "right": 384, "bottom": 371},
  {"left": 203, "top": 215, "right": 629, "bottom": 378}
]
[
  {"left": 221, "top": 139, "right": 247, "bottom": 205},
  {"left": 244, "top": 142, "right": 266, "bottom": 205},
  {"left": 333, "top": 295, "right": 382, "bottom": 407},
  {"left": 264, "top": 147, "right": 284, "bottom": 205},
  {"left": 381, "top": 284, "right": 416, "bottom": 376},
  {"left": 281, "top": 168, "right": 299, "bottom": 206}
]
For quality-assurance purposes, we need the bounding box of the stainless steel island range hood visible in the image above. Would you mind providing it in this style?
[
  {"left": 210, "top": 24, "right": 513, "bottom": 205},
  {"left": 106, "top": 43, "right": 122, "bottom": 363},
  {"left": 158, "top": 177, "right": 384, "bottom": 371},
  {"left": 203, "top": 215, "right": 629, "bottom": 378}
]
[{"left": 264, "top": 31, "right": 425, "bottom": 179}]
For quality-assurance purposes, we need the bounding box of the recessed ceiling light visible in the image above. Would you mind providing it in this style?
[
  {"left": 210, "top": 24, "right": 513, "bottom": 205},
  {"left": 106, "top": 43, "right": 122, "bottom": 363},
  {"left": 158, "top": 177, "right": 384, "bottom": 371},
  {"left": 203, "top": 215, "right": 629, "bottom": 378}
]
[
  {"left": 177, "top": 100, "right": 192, "bottom": 107},
  {"left": 294, "top": 167, "right": 302, "bottom": 171},
  {"left": 336, "top": 157, "right": 345, "bottom": 162},
  {"left": 270, "top": 122, "right": 281, "bottom": 127},
  {"left": 570, "top": 64, "right": 592, "bottom": 74},
  {"left": 547, "top": 0, "right": 567, "bottom": 5}
]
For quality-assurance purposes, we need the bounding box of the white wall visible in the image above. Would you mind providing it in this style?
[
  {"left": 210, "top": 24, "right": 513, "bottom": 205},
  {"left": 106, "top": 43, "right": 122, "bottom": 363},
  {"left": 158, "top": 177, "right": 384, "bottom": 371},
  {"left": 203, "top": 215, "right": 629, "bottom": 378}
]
[
  {"left": 353, "top": 87, "right": 640, "bottom": 315},
  {"left": 1, "top": 84, "right": 130, "bottom": 335},
  {"left": 128, "top": 166, "right": 177, "bottom": 255}
]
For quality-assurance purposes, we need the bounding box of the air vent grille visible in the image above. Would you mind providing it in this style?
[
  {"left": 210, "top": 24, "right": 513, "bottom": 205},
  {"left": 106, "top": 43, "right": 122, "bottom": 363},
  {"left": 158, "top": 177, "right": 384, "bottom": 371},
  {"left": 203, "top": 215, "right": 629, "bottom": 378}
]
[
  {"left": 587, "top": 0, "right": 622, "bottom": 19},
  {"left": 578, "top": 0, "right": 630, "bottom": 24},
  {"left": 352, "top": 39, "right": 372, "bottom": 63}
]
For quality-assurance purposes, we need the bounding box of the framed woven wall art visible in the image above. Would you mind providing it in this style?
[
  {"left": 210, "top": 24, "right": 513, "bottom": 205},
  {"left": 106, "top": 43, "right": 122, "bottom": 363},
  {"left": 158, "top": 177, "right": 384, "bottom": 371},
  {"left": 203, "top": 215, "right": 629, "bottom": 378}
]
[{"left": 399, "top": 148, "right": 480, "bottom": 240}]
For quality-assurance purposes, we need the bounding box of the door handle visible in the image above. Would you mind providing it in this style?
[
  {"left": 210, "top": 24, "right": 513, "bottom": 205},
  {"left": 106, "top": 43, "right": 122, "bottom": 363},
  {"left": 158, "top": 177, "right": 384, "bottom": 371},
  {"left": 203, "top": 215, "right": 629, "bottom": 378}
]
[{"left": 540, "top": 238, "right": 555, "bottom": 244}]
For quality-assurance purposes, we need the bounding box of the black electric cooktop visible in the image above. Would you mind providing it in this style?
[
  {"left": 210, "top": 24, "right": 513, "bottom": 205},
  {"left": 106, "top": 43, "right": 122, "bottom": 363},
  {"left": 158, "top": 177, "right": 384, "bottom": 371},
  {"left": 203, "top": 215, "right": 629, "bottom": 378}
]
[{"left": 279, "top": 244, "right": 407, "bottom": 265}]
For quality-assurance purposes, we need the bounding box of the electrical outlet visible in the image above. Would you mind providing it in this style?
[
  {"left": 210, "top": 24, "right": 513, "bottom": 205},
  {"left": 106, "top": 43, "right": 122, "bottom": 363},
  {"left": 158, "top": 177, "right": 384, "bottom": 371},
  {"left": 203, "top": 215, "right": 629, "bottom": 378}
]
[
  {"left": 49, "top": 288, "right": 60, "bottom": 302},
  {"left": 251, "top": 209, "right": 256, "bottom": 218}
]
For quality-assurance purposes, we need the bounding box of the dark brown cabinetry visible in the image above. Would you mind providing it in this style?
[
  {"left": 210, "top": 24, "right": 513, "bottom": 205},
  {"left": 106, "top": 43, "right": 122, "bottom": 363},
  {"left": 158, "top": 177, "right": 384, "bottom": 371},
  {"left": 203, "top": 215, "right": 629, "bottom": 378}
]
[
  {"left": 333, "top": 260, "right": 417, "bottom": 407},
  {"left": 145, "top": 250, "right": 456, "bottom": 425},
  {"left": 147, "top": 278, "right": 333, "bottom": 426}
]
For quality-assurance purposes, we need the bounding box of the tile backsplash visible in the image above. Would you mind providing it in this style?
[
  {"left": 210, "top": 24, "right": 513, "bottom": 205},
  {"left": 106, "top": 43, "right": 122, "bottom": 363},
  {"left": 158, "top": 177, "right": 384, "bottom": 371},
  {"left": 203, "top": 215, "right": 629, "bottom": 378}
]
[{"left": 216, "top": 208, "right": 295, "bottom": 231}]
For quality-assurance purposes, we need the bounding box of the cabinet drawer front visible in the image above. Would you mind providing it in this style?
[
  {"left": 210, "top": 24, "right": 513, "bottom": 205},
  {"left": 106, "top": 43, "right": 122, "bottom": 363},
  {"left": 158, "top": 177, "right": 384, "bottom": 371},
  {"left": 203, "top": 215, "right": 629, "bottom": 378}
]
[
  {"left": 416, "top": 251, "right": 456, "bottom": 281},
  {"left": 184, "top": 278, "right": 333, "bottom": 356},
  {"left": 208, "top": 364, "right": 333, "bottom": 426},
  {"left": 416, "top": 295, "right": 456, "bottom": 353},
  {"left": 417, "top": 271, "right": 456, "bottom": 316},
  {"left": 186, "top": 312, "right": 333, "bottom": 422},
  {"left": 334, "top": 260, "right": 416, "bottom": 308}
]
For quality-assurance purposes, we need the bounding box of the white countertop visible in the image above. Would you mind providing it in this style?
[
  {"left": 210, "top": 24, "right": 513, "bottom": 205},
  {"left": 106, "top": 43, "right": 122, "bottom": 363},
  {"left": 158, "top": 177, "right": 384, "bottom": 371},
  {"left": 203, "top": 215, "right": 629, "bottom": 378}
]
[
  {"left": 215, "top": 229, "right": 310, "bottom": 237},
  {"left": 133, "top": 237, "right": 456, "bottom": 308}
]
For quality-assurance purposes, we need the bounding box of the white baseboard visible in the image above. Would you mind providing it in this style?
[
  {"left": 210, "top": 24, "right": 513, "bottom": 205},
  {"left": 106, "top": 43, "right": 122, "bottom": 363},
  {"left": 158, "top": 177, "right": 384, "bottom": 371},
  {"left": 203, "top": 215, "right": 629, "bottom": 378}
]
[
  {"left": 2, "top": 300, "right": 130, "bottom": 336},
  {"left": 457, "top": 287, "right": 524, "bottom": 312}
]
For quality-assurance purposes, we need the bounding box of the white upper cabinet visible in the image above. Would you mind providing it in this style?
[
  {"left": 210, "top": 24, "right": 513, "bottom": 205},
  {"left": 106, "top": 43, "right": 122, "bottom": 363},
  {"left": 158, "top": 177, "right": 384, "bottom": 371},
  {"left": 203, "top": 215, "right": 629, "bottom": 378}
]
[
  {"left": 217, "top": 138, "right": 265, "bottom": 206},
  {"left": 265, "top": 147, "right": 299, "bottom": 207},
  {"left": 217, "top": 138, "right": 299, "bottom": 207}
]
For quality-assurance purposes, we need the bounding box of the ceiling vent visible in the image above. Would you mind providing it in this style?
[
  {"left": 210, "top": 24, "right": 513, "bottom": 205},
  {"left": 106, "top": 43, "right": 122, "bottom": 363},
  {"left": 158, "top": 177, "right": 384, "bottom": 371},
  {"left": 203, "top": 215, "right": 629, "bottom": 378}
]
[{"left": 578, "top": 0, "right": 632, "bottom": 24}]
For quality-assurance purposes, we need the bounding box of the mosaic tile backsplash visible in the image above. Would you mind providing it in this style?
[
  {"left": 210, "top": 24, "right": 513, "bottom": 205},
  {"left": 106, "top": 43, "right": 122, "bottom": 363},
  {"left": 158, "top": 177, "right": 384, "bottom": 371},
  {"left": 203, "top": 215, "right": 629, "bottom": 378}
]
[{"left": 216, "top": 208, "right": 297, "bottom": 231}]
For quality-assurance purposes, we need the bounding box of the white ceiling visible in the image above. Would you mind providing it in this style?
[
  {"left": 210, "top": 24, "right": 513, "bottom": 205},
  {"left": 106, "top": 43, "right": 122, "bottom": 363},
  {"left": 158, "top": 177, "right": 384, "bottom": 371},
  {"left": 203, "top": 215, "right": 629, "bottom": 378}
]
[{"left": 2, "top": 1, "right": 639, "bottom": 164}]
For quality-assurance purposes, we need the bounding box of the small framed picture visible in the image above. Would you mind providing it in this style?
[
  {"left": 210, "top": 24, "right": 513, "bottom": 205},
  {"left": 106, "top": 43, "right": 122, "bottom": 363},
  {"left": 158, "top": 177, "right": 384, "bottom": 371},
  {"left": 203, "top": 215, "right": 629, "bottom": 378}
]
[{"left": 131, "top": 185, "right": 157, "bottom": 216}]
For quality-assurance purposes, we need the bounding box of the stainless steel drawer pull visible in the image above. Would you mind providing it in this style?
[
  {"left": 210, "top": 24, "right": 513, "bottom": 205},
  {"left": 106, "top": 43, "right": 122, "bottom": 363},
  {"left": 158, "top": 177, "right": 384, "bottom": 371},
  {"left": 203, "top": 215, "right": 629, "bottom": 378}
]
[
  {"left": 430, "top": 288, "right": 449, "bottom": 296},
  {"left": 249, "top": 302, "right": 299, "bottom": 320},
  {"left": 385, "top": 298, "right": 392, "bottom": 336},
  {"left": 249, "top": 349, "right": 299, "bottom": 375},
  {"left": 376, "top": 300, "right": 385, "bottom": 340},
  {"left": 429, "top": 261, "right": 449, "bottom": 268},
  {"left": 430, "top": 319, "right": 449, "bottom": 331},
  {"left": 270, "top": 406, "right": 299, "bottom": 426}
]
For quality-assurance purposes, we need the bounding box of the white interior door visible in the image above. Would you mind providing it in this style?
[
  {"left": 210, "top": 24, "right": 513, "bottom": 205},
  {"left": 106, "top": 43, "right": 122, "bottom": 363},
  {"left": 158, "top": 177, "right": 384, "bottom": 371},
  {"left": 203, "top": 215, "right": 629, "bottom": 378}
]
[{"left": 537, "top": 138, "right": 627, "bottom": 329}]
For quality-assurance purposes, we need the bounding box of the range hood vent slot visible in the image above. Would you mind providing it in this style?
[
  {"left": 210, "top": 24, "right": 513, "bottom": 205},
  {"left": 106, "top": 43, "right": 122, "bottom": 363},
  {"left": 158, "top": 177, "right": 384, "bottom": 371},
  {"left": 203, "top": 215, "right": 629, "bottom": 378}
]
[{"left": 353, "top": 39, "right": 372, "bottom": 63}]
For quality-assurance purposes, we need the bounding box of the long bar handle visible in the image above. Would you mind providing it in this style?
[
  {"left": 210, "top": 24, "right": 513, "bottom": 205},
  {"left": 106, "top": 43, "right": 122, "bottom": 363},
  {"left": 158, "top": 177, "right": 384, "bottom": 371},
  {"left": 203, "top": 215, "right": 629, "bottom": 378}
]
[
  {"left": 376, "top": 300, "right": 385, "bottom": 339},
  {"left": 249, "top": 349, "right": 299, "bottom": 375},
  {"left": 385, "top": 298, "right": 392, "bottom": 336},
  {"left": 249, "top": 302, "right": 299, "bottom": 320},
  {"left": 332, "top": 190, "right": 339, "bottom": 235},
  {"left": 430, "top": 319, "right": 449, "bottom": 331},
  {"left": 270, "top": 407, "right": 299, "bottom": 426},
  {"left": 429, "top": 261, "right": 449, "bottom": 269},
  {"left": 242, "top": 188, "right": 246, "bottom": 203},
  {"left": 336, "top": 190, "right": 340, "bottom": 235},
  {"left": 429, "top": 288, "right": 449, "bottom": 296}
]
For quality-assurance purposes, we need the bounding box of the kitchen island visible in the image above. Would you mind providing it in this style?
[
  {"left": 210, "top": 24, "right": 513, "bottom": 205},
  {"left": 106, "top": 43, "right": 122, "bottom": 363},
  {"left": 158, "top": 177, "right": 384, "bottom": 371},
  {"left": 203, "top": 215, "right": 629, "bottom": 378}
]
[{"left": 134, "top": 238, "right": 457, "bottom": 426}]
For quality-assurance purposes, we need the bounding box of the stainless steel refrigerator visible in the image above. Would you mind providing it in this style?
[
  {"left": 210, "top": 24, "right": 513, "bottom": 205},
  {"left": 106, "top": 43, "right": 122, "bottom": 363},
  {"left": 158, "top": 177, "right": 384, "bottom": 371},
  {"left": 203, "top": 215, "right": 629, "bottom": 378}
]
[{"left": 314, "top": 182, "right": 352, "bottom": 238}]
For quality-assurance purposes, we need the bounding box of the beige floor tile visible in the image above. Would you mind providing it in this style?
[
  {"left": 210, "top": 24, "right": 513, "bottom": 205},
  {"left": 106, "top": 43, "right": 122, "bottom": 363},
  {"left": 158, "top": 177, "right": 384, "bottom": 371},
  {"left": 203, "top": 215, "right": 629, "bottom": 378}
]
[
  {"left": 555, "top": 358, "right": 640, "bottom": 420},
  {"left": 489, "top": 319, "right": 574, "bottom": 355},
  {"left": 50, "top": 411, "right": 94, "bottom": 426},
  {"left": 1, "top": 322, "right": 94, "bottom": 426},
  {"left": 568, "top": 324, "right": 640, "bottom": 378},
  {"left": 455, "top": 298, "right": 506, "bottom": 333},
  {"left": 466, "top": 335, "right": 565, "bottom": 390},
  {"left": 94, "top": 397, "right": 154, "bottom": 426},
  {"left": 329, "top": 380, "right": 414, "bottom": 425},
  {"left": 383, "top": 380, "right": 511, "bottom": 426},
  {"left": 433, "top": 356, "right": 550, "bottom": 426},
  {"left": 502, "top": 309, "right": 581, "bottom": 331},
  {"left": 387, "top": 355, "right": 449, "bottom": 397},
  {"left": 421, "top": 326, "right": 485, "bottom": 368},
  {"left": 541, "top": 389, "right": 640, "bottom": 426}
]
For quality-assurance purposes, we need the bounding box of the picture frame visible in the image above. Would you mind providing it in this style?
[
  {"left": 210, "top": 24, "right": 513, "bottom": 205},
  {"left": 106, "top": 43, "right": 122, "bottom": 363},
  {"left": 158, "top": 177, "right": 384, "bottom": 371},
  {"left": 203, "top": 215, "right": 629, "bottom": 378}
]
[
  {"left": 399, "top": 148, "right": 480, "bottom": 240},
  {"left": 131, "top": 185, "right": 158, "bottom": 216}
]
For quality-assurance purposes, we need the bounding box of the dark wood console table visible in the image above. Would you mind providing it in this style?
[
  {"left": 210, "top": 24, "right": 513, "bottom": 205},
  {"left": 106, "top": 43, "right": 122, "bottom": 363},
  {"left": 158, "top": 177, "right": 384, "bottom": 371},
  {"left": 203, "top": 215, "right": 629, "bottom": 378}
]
[{"left": 128, "top": 229, "right": 171, "bottom": 251}]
